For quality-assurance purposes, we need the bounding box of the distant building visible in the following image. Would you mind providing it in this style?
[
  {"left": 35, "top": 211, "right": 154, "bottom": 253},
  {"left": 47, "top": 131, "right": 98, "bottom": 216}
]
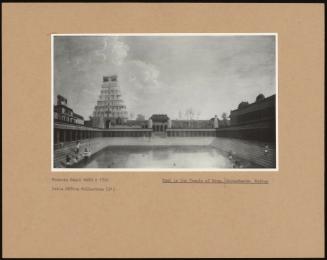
[
  {"left": 74, "top": 113, "right": 84, "bottom": 125},
  {"left": 216, "top": 93, "right": 276, "bottom": 142},
  {"left": 136, "top": 114, "right": 146, "bottom": 121},
  {"left": 54, "top": 95, "right": 84, "bottom": 125},
  {"left": 126, "top": 120, "right": 148, "bottom": 128},
  {"left": 219, "top": 118, "right": 230, "bottom": 128},
  {"left": 84, "top": 120, "right": 93, "bottom": 127},
  {"left": 151, "top": 114, "right": 169, "bottom": 132},
  {"left": 57, "top": 95, "right": 67, "bottom": 106},
  {"left": 172, "top": 120, "right": 212, "bottom": 129},
  {"left": 91, "top": 75, "right": 128, "bottom": 128},
  {"left": 230, "top": 94, "right": 275, "bottom": 126},
  {"left": 208, "top": 118, "right": 230, "bottom": 128}
]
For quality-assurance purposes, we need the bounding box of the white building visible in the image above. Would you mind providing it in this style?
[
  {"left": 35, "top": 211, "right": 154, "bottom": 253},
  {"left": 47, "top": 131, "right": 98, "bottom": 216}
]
[{"left": 91, "top": 75, "right": 128, "bottom": 128}]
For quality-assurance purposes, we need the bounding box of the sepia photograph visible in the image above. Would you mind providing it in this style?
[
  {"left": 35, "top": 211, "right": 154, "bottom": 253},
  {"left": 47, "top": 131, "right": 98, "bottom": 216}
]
[
  {"left": 52, "top": 34, "right": 277, "bottom": 170},
  {"left": 4, "top": 4, "right": 324, "bottom": 258}
]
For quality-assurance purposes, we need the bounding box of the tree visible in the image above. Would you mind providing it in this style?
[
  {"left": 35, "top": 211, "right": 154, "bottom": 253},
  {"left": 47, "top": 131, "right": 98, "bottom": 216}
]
[
  {"left": 185, "top": 108, "right": 195, "bottom": 127},
  {"left": 196, "top": 111, "right": 201, "bottom": 119},
  {"left": 178, "top": 110, "right": 182, "bottom": 120},
  {"left": 136, "top": 114, "right": 145, "bottom": 121},
  {"left": 189, "top": 108, "right": 194, "bottom": 120},
  {"left": 185, "top": 108, "right": 194, "bottom": 120}
]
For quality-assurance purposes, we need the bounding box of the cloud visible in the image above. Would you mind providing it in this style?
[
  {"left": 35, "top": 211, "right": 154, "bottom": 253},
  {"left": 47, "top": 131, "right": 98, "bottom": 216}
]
[
  {"left": 54, "top": 36, "right": 276, "bottom": 120},
  {"left": 94, "top": 37, "right": 129, "bottom": 66},
  {"left": 118, "top": 60, "right": 163, "bottom": 117},
  {"left": 123, "top": 60, "right": 161, "bottom": 90},
  {"left": 94, "top": 39, "right": 107, "bottom": 61},
  {"left": 110, "top": 37, "right": 129, "bottom": 65}
]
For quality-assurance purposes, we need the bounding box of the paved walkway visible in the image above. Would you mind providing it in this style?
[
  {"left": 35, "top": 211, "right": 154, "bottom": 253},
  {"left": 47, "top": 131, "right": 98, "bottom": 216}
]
[{"left": 211, "top": 138, "right": 276, "bottom": 168}]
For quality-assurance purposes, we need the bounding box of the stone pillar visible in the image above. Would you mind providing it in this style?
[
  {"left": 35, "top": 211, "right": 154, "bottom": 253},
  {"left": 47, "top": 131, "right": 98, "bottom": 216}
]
[
  {"left": 56, "top": 129, "right": 60, "bottom": 144},
  {"left": 99, "top": 117, "right": 105, "bottom": 129},
  {"left": 168, "top": 119, "right": 172, "bottom": 128},
  {"left": 213, "top": 115, "right": 219, "bottom": 128},
  {"left": 61, "top": 130, "right": 65, "bottom": 143}
]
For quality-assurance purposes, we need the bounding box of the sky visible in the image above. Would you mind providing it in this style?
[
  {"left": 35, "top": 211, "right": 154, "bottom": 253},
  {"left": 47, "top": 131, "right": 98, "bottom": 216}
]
[{"left": 53, "top": 35, "right": 276, "bottom": 120}]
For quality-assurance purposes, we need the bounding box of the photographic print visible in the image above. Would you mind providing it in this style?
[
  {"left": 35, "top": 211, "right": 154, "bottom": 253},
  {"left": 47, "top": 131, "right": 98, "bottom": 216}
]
[{"left": 52, "top": 34, "right": 277, "bottom": 171}]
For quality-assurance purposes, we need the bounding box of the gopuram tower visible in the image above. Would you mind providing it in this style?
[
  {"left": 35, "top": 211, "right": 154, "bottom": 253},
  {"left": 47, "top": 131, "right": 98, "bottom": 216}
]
[{"left": 91, "top": 75, "right": 128, "bottom": 128}]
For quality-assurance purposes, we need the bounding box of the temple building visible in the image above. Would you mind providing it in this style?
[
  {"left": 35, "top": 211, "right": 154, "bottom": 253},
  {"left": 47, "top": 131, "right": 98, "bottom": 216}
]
[
  {"left": 171, "top": 120, "right": 213, "bottom": 129},
  {"left": 54, "top": 95, "right": 84, "bottom": 126},
  {"left": 90, "top": 75, "right": 128, "bottom": 128},
  {"left": 230, "top": 94, "right": 275, "bottom": 126},
  {"left": 150, "top": 114, "right": 170, "bottom": 132},
  {"left": 216, "top": 93, "right": 276, "bottom": 142}
]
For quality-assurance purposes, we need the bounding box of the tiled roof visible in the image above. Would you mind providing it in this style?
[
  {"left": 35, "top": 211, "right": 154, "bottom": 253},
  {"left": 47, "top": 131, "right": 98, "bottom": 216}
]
[{"left": 150, "top": 114, "right": 169, "bottom": 122}]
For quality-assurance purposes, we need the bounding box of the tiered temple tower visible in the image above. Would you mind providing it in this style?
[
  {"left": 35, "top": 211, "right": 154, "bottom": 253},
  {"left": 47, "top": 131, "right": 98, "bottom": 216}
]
[{"left": 91, "top": 75, "right": 128, "bottom": 128}]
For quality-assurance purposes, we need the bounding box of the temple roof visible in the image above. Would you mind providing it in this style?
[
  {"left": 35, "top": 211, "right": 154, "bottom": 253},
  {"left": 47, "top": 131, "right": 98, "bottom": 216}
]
[
  {"left": 256, "top": 93, "right": 265, "bottom": 103},
  {"left": 103, "top": 75, "right": 117, "bottom": 82},
  {"left": 150, "top": 114, "right": 169, "bottom": 122},
  {"left": 231, "top": 94, "right": 276, "bottom": 115}
]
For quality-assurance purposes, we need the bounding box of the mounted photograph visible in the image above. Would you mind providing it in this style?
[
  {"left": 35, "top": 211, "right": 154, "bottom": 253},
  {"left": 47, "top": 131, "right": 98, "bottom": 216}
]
[{"left": 52, "top": 34, "right": 277, "bottom": 171}]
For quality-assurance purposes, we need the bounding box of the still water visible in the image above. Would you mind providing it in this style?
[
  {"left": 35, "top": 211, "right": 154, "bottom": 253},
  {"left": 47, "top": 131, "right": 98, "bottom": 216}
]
[{"left": 85, "top": 145, "right": 235, "bottom": 168}]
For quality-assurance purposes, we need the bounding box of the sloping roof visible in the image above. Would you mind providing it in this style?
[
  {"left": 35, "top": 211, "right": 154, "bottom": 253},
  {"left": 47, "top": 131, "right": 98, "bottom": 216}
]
[
  {"left": 73, "top": 113, "right": 84, "bottom": 119},
  {"left": 150, "top": 114, "right": 169, "bottom": 122},
  {"left": 256, "top": 94, "right": 265, "bottom": 102},
  {"left": 231, "top": 94, "right": 276, "bottom": 115},
  {"left": 238, "top": 101, "right": 250, "bottom": 109},
  {"left": 103, "top": 75, "right": 118, "bottom": 82},
  {"left": 54, "top": 104, "right": 73, "bottom": 112}
]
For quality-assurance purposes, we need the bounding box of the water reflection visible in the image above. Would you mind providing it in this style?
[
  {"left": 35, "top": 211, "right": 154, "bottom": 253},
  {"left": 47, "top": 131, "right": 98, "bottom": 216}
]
[{"left": 85, "top": 146, "right": 236, "bottom": 168}]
